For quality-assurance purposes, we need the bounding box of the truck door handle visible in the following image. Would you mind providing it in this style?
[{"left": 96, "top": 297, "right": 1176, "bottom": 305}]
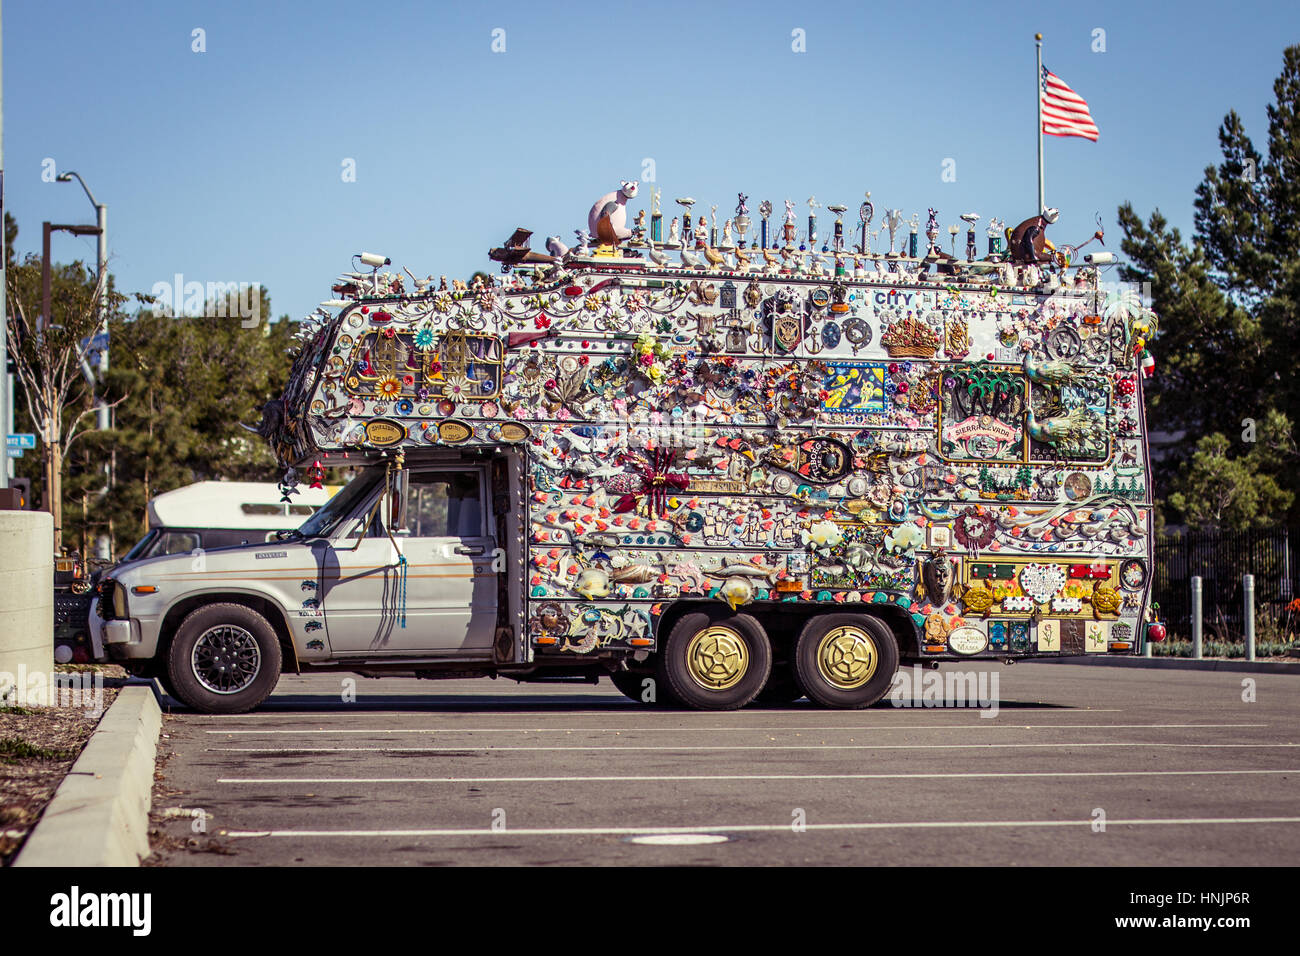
[{"left": 454, "top": 545, "right": 486, "bottom": 556}]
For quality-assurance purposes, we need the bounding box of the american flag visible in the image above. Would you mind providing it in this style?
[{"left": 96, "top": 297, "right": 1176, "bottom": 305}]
[{"left": 1040, "top": 66, "right": 1099, "bottom": 141}]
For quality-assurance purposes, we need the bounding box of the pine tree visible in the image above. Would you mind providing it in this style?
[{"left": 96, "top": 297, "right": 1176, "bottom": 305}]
[{"left": 1118, "top": 45, "right": 1300, "bottom": 530}]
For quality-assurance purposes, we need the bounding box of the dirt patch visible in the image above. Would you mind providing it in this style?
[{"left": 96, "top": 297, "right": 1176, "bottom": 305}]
[{"left": 0, "top": 665, "right": 126, "bottom": 866}]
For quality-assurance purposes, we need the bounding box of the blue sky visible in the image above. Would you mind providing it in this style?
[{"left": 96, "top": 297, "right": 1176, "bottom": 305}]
[{"left": 6, "top": 0, "right": 1298, "bottom": 324}]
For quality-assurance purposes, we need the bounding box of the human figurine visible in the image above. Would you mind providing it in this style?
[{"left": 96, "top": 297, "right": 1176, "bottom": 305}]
[
  {"left": 668, "top": 217, "right": 681, "bottom": 245},
  {"left": 721, "top": 219, "right": 734, "bottom": 248},
  {"left": 694, "top": 216, "right": 709, "bottom": 250}
]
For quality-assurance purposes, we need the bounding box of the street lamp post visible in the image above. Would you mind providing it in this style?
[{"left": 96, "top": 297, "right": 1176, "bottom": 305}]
[
  {"left": 56, "top": 172, "right": 108, "bottom": 429},
  {"left": 55, "top": 171, "right": 111, "bottom": 560}
]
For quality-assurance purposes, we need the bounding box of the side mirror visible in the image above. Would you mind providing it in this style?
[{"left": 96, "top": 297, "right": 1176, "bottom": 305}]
[{"left": 389, "top": 468, "right": 409, "bottom": 533}]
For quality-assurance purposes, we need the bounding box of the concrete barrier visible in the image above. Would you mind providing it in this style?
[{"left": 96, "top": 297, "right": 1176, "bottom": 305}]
[
  {"left": 14, "top": 685, "right": 163, "bottom": 867},
  {"left": 0, "top": 510, "right": 53, "bottom": 703}
]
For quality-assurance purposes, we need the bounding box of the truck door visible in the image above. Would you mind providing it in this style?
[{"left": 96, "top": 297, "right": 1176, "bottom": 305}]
[{"left": 321, "top": 467, "right": 497, "bottom": 655}]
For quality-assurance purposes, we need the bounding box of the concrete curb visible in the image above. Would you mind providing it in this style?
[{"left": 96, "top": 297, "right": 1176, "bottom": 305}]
[
  {"left": 14, "top": 685, "right": 163, "bottom": 867},
  {"left": 1038, "top": 656, "right": 1300, "bottom": 675}
]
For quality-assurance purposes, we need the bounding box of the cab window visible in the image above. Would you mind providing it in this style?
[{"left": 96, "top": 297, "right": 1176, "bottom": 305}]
[{"left": 404, "top": 472, "right": 483, "bottom": 538}]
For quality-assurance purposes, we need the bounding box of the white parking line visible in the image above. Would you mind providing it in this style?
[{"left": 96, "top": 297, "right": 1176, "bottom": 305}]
[
  {"left": 222, "top": 816, "right": 1300, "bottom": 839},
  {"left": 204, "top": 723, "right": 1265, "bottom": 735},
  {"left": 216, "top": 768, "right": 1300, "bottom": 784},
  {"left": 204, "top": 708, "right": 1126, "bottom": 720},
  {"left": 213, "top": 742, "right": 1300, "bottom": 753}
]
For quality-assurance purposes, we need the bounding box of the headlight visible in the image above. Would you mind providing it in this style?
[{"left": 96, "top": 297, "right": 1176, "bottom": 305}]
[{"left": 96, "top": 579, "right": 127, "bottom": 620}]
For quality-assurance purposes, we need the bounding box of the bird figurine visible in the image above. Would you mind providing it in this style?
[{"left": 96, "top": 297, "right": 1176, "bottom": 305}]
[
  {"left": 679, "top": 247, "right": 705, "bottom": 270},
  {"left": 703, "top": 246, "right": 727, "bottom": 270},
  {"left": 574, "top": 229, "right": 593, "bottom": 256},
  {"left": 1025, "top": 406, "right": 1101, "bottom": 445},
  {"left": 1022, "top": 350, "right": 1078, "bottom": 385},
  {"left": 734, "top": 246, "right": 752, "bottom": 271},
  {"left": 761, "top": 246, "right": 780, "bottom": 273},
  {"left": 402, "top": 267, "right": 435, "bottom": 291},
  {"left": 647, "top": 240, "right": 671, "bottom": 268}
]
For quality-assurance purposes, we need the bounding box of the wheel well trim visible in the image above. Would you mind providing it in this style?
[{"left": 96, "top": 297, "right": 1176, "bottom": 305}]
[{"left": 159, "top": 590, "right": 301, "bottom": 674}]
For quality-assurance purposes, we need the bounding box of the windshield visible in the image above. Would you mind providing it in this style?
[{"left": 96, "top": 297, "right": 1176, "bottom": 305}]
[
  {"left": 123, "top": 529, "right": 161, "bottom": 562},
  {"left": 289, "top": 469, "right": 383, "bottom": 539}
]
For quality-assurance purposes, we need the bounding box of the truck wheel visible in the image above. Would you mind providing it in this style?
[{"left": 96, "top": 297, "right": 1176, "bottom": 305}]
[
  {"left": 607, "top": 670, "right": 679, "bottom": 706},
  {"left": 658, "top": 610, "right": 771, "bottom": 710},
  {"left": 166, "top": 603, "right": 282, "bottom": 714},
  {"left": 793, "top": 614, "right": 899, "bottom": 709}
]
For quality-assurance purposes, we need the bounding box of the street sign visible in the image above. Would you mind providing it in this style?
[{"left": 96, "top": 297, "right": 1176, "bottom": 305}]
[
  {"left": 6, "top": 434, "right": 36, "bottom": 449},
  {"left": 6, "top": 448, "right": 23, "bottom": 459}
]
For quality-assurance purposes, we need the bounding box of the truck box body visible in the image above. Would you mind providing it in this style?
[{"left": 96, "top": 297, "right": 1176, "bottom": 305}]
[{"left": 268, "top": 251, "right": 1153, "bottom": 666}]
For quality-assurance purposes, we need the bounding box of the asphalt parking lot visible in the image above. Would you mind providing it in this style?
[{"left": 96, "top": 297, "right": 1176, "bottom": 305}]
[{"left": 148, "top": 663, "right": 1300, "bottom": 866}]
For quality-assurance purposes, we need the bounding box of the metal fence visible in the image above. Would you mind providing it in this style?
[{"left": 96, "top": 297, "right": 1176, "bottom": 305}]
[{"left": 1153, "top": 528, "right": 1296, "bottom": 638}]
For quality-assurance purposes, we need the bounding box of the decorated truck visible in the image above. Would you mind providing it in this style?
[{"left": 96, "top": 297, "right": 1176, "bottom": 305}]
[{"left": 91, "top": 185, "right": 1159, "bottom": 713}]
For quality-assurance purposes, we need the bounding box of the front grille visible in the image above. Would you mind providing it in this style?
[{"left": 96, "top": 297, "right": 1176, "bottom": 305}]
[{"left": 96, "top": 580, "right": 116, "bottom": 620}]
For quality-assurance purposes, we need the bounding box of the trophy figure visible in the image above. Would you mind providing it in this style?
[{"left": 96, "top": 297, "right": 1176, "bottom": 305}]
[
  {"left": 986, "top": 217, "right": 1005, "bottom": 259},
  {"left": 782, "top": 199, "right": 797, "bottom": 246},
  {"left": 675, "top": 197, "right": 695, "bottom": 245},
  {"left": 734, "top": 193, "right": 751, "bottom": 249},
  {"left": 828, "top": 203, "right": 847, "bottom": 253},
  {"left": 961, "top": 213, "right": 980, "bottom": 261},
  {"left": 858, "top": 192, "right": 874, "bottom": 255},
  {"left": 650, "top": 187, "right": 663, "bottom": 243},
  {"left": 883, "top": 208, "right": 904, "bottom": 255}
]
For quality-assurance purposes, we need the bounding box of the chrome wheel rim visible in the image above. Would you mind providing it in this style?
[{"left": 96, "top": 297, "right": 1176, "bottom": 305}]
[
  {"left": 685, "top": 626, "right": 749, "bottom": 691},
  {"left": 191, "top": 625, "right": 261, "bottom": 695},
  {"left": 815, "top": 625, "right": 878, "bottom": 689}
]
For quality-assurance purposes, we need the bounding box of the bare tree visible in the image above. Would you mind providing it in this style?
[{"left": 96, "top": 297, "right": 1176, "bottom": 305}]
[{"left": 5, "top": 253, "right": 125, "bottom": 551}]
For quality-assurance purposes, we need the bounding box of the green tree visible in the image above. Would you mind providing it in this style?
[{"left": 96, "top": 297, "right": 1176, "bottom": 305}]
[
  {"left": 1166, "top": 413, "right": 1294, "bottom": 530},
  {"left": 94, "top": 289, "right": 297, "bottom": 554},
  {"left": 1118, "top": 45, "right": 1300, "bottom": 530}
]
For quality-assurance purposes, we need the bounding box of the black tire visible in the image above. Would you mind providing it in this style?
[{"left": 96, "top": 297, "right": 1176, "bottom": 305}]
[
  {"left": 755, "top": 666, "right": 805, "bottom": 704},
  {"left": 607, "top": 670, "right": 679, "bottom": 705},
  {"left": 166, "top": 603, "right": 282, "bottom": 714},
  {"left": 793, "top": 613, "right": 899, "bottom": 709},
  {"left": 657, "top": 609, "right": 771, "bottom": 710}
]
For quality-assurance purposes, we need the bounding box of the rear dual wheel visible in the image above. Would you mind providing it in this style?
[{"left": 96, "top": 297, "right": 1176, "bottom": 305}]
[
  {"left": 658, "top": 610, "right": 772, "bottom": 710},
  {"left": 793, "top": 614, "right": 899, "bottom": 709}
]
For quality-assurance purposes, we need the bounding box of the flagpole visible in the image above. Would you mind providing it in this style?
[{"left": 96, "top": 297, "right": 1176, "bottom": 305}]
[{"left": 1036, "top": 32, "right": 1045, "bottom": 214}]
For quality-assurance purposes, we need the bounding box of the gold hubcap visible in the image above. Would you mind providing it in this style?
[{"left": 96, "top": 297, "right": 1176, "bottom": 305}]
[
  {"left": 816, "top": 626, "right": 878, "bottom": 689},
  {"left": 685, "top": 626, "right": 749, "bottom": 691}
]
